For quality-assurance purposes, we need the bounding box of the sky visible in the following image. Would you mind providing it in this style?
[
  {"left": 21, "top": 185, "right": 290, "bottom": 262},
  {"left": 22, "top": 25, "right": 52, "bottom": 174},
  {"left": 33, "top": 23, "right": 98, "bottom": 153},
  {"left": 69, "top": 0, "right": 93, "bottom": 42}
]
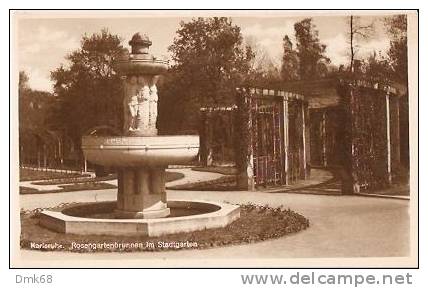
[{"left": 16, "top": 12, "right": 397, "bottom": 92}]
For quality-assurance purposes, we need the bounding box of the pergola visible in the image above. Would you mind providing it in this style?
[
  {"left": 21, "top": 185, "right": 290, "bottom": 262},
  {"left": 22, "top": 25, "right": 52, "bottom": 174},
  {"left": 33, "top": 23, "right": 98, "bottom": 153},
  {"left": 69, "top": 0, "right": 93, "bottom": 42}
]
[{"left": 200, "top": 87, "right": 310, "bottom": 190}]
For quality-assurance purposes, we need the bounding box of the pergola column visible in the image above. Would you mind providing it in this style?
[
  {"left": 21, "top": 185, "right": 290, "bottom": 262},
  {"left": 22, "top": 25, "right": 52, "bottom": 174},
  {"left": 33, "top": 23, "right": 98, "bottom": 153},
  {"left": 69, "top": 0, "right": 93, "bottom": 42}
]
[
  {"left": 322, "top": 110, "right": 327, "bottom": 167},
  {"left": 386, "top": 91, "right": 392, "bottom": 184},
  {"left": 283, "top": 93, "right": 289, "bottom": 184},
  {"left": 236, "top": 88, "right": 255, "bottom": 191},
  {"left": 301, "top": 99, "right": 307, "bottom": 179}
]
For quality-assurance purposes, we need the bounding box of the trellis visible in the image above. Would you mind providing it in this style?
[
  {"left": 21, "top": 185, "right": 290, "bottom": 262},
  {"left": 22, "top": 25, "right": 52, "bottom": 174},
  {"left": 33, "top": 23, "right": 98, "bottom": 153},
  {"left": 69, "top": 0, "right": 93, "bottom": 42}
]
[
  {"left": 199, "top": 106, "right": 236, "bottom": 166},
  {"left": 242, "top": 88, "right": 309, "bottom": 189},
  {"left": 309, "top": 106, "right": 345, "bottom": 167},
  {"left": 200, "top": 88, "right": 310, "bottom": 190},
  {"left": 338, "top": 80, "right": 402, "bottom": 192}
]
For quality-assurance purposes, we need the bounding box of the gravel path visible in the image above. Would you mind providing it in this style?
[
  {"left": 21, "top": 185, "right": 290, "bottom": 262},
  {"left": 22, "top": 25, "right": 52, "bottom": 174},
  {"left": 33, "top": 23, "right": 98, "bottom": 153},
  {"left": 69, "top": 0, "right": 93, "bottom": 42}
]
[{"left": 16, "top": 168, "right": 410, "bottom": 267}]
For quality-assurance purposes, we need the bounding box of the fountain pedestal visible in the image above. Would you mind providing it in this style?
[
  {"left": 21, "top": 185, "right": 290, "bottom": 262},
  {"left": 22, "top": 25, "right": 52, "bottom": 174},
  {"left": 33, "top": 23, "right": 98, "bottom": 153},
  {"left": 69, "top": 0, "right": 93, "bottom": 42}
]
[{"left": 115, "top": 167, "right": 169, "bottom": 218}]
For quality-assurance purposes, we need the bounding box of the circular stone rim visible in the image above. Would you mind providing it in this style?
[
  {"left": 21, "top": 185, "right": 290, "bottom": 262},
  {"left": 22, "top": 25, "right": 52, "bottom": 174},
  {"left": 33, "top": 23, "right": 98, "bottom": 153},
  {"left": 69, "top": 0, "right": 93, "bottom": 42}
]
[
  {"left": 81, "top": 135, "right": 200, "bottom": 167},
  {"left": 81, "top": 135, "right": 200, "bottom": 149},
  {"left": 115, "top": 60, "right": 168, "bottom": 75},
  {"left": 39, "top": 200, "right": 240, "bottom": 237}
]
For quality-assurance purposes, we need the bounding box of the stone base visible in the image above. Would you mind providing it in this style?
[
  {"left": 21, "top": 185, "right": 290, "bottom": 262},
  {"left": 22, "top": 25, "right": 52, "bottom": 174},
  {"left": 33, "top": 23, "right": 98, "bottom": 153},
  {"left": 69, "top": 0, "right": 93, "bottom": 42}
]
[{"left": 114, "top": 207, "right": 170, "bottom": 219}]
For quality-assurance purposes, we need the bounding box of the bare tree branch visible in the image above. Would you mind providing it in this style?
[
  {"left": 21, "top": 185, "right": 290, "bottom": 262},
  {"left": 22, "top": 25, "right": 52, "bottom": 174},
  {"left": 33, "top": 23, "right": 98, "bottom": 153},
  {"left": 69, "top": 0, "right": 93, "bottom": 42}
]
[{"left": 348, "top": 15, "right": 375, "bottom": 72}]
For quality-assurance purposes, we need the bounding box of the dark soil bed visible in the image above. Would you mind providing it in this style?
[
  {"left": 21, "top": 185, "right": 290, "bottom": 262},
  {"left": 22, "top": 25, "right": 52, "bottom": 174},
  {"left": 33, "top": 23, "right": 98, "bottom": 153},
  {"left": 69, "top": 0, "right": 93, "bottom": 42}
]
[
  {"left": 168, "top": 175, "right": 242, "bottom": 191},
  {"left": 19, "top": 186, "right": 39, "bottom": 194},
  {"left": 32, "top": 175, "right": 117, "bottom": 185},
  {"left": 362, "top": 184, "right": 410, "bottom": 197},
  {"left": 20, "top": 168, "right": 89, "bottom": 181},
  {"left": 20, "top": 204, "right": 309, "bottom": 253},
  {"left": 191, "top": 166, "right": 238, "bottom": 175}
]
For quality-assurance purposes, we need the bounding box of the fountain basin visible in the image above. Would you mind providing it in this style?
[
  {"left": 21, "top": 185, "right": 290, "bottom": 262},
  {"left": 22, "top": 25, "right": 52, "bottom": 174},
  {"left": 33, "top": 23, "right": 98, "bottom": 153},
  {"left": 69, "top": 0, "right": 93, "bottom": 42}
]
[
  {"left": 115, "top": 58, "right": 168, "bottom": 75},
  {"left": 81, "top": 135, "right": 199, "bottom": 167},
  {"left": 39, "top": 200, "right": 240, "bottom": 237}
]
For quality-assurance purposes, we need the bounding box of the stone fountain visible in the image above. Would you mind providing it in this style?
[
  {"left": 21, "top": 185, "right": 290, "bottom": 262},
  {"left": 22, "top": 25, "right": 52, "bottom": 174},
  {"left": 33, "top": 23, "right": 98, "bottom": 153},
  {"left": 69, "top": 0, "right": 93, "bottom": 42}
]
[
  {"left": 81, "top": 33, "right": 199, "bottom": 219},
  {"left": 39, "top": 33, "right": 240, "bottom": 236}
]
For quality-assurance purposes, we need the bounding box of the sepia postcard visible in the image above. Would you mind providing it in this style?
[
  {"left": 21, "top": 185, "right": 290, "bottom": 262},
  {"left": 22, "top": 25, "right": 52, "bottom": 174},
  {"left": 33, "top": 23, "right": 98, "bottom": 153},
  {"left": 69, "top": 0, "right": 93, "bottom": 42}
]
[{"left": 10, "top": 9, "right": 419, "bottom": 268}]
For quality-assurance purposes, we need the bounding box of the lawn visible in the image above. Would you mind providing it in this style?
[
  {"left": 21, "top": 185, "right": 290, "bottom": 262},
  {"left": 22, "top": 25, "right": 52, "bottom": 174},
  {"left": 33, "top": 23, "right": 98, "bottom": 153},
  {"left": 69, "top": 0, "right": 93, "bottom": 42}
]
[
  {"left": 19, "top": 171, "right": 185, "bottom": 194},
  {"left": 191, "top": 166, "right": 238, "bottom": 175},
  {"left": 31, "top": 171, "right": 184, "bottom": 185},
  {"left": 19, "top": 182, "right": 117, "bottom": 195}
]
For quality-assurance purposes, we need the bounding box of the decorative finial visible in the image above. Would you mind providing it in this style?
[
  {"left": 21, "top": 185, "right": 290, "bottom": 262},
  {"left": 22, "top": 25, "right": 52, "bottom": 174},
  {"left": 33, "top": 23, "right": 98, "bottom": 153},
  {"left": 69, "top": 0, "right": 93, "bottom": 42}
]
[{"left": 129, "top": 33, "right": 152, "bottom": 54}]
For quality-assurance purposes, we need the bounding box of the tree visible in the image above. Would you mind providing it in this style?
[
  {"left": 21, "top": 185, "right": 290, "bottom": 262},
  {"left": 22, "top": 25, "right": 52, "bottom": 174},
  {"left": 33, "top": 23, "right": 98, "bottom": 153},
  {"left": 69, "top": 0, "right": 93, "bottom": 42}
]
[
  {"left": 19, "top": 70, "right": 29, "bottom": 93},
  {"left": 18, "top": 70, "right": 52, "bottom": 129},
  {"left": 280, "top": 35, "right": 299, "bottom": 81},
  {"left": 169, "top": 17, "right": 252, "bottom": 106},
  {"left": 244, "top": 36, "right": 265, "bottom": 73},
  {"left": 363, "top": 52, "right": 393, "bottom": 81},
  {"left": 294, "top": 18, "right": 330, "bottom": 80},
  {"left": 384, "top": 15, "right": 407, "bottom": 84},
  {"left": 50, "top": 29, "right": 124, "bottom": 143},
  {"left": 160, "top": 17, "right": 253, "bottom": 132},
  {"left": 243, "top": 35, "right": 282, "bottom": 86},
  {"left": 348, "top": 16, "right": 374, "bottom": 73},
  {"left": 384, "top": 15, "right": 409, "bottom": 169}
]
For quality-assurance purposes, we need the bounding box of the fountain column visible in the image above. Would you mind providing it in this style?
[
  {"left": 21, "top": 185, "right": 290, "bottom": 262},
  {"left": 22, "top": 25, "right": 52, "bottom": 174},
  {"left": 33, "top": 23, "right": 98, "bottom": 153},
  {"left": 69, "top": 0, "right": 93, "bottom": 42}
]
[
  {"left": 114, "top": 33, "right": 169, "bottom": 218},
  {"left": 116, "top": 166, "right": 169, "bottom": 218}
]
